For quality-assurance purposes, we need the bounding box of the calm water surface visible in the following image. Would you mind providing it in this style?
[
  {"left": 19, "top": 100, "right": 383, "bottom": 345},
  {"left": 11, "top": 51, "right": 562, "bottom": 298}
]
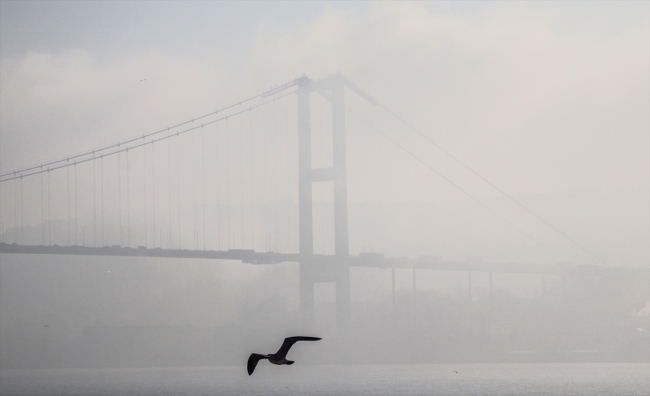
[{"left": 1, "top": 363, "right": 648, "bottom": 396}]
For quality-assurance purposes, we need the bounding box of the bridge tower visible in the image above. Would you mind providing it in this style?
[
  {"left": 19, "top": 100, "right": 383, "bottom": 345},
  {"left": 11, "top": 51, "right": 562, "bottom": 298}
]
[{"left": 296, "top": 73, "right": 375, "bottom": 325}]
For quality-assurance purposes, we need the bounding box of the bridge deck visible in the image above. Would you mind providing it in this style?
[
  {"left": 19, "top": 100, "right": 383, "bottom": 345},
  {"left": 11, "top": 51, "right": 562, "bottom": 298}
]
[{"left": 1, "top": 243, "right": 643, "bottom": 276}]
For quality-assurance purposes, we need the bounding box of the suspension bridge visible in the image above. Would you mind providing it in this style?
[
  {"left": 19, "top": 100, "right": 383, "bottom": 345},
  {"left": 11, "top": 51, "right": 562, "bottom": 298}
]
[{"left": 0, "top": 72, "right": 642, "bottom": 323}]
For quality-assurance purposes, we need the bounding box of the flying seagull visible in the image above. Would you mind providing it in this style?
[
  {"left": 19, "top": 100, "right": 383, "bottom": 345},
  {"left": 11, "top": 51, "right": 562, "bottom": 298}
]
[{"left": 247, "top": 336, "right": 321, "bottom": 375}]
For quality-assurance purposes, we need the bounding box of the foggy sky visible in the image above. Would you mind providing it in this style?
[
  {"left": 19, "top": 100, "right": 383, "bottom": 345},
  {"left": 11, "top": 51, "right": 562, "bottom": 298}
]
[{"left": 0, "top": 1, "right": 648, "bottom": 267}]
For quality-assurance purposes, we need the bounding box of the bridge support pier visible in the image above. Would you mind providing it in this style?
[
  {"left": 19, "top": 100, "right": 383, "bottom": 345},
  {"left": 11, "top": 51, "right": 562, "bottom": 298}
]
[
  {"left": 299, "top": 258, "right": 351, "bottom": 326},
  {"left": 299, "top": 266, "right": 315, "bottom": 322},
  {"left": 392, "top": 268, "right": 396, "bottom": 309}
]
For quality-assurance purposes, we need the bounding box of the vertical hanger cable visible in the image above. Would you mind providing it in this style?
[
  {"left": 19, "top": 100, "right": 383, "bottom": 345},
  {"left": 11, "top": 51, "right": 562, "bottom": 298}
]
[
  {"left": 168, "top": 137, "right": 172, "bottom": 249},
  {"left": 48, "top": 170, "right": 51, "bottom": 246},
  {"left": 239, "top": 104, "right": 244, "bottom": 249},
  {"left": 20, "top": 177, "right": 24, "bottom": 244},
  {"left": 286, "top": 95, "right": 292, "bottom": 252},
  {"left": 192, "top": 129, "right": 197, "bottom": 249},
  {"left": 66, "top": 163, "right": 71, "bottom": 245},
  {"left": 152, "top": 141, "right": 156, "bottom": 248},
  {"left": 201, "top": 128, "right": 206, "bottom": 250},
  {"left": 93, "top": 158, "right": 96, "bottom": 247},
  {"left": 273, "top": 100, "right": 278, "bottom": 252},
  {"left": 263, "top": 105, "right": 268, "bottom": 251},
  {"left": 216, "top": 119, "right": 221, "bottom": 251},
  {"left": 41, "top": 172, "right": 44, "bottom": 244},
  {"left": 177, "top": 134, "right": 181, "bottom": 249},
  {"left": 225, "top": 116, "right": 230, "bottom": 249},
  {"left": 127, "top": 149, "right": 131, "bottom": 247},
  {"left": 74, "top": 163, "right": 78, "bottom": 245},
  {"left": 250, "top": 107, "right": 255, "bottom": 251},
  {"left": 101, "top": 155, "right": 104, "bottom": 247},
  {"left": 13, "top": 179, "right": 16, "bottom": 243},
  {"left": 144, "top": 143, "right": 148, "bottom": 247},
  {"left": 118, "top": 151, "right": 122, "bottom": 245}
]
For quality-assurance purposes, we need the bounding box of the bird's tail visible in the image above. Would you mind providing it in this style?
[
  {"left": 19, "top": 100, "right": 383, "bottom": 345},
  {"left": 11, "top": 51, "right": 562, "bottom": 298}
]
[{"left": 285, "top": 360, "right": 294, "bottom": 365}]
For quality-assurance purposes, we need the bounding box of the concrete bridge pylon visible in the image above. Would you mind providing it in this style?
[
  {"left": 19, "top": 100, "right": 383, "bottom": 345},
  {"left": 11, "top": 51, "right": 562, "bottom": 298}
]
[{"left": 297, "top": 73, "right": 376, "bottom": 326}]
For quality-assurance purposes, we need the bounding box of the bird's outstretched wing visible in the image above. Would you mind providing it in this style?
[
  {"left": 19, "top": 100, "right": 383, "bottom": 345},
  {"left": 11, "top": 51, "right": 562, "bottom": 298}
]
[
  {"left": 275, "top": 336, "right": 321, "bottom": 359},
  {"left": 247, "top": 353, "right": 268, "bottom": 375}
]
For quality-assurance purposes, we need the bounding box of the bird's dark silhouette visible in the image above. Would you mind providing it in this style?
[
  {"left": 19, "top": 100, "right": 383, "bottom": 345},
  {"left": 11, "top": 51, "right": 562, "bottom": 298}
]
[{"left": 247, "top": 336, "right": 321, "bottom": 375}]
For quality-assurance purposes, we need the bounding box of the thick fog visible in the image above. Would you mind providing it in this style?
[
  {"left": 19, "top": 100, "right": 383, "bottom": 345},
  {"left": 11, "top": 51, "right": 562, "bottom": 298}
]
[{"left": 0, "top": 1, "right": 648, "bottom": 372}]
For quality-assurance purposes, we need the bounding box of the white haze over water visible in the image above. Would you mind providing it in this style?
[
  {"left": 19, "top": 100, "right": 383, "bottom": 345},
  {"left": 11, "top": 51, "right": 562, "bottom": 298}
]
[{"left": 1, "top": 363, "right": 649, "bottom": 396}]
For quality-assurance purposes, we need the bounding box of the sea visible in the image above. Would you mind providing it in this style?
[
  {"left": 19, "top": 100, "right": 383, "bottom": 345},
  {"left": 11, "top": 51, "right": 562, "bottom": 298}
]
[{"left": 1, "top": 363, "right": 648, "bottom": 396}]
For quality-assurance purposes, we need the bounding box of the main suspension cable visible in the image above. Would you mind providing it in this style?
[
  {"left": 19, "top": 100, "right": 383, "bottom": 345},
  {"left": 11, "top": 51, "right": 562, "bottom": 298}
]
[
  {"left": 347, "top": 107, "right": 566, "bottom": 262},
  {"left": 0, "top": 91, "right": 297, "bottom": 186},
  {"left": 1, "top": 81, "right": 299, "bottom": 178},
  {"left": 378, "top": 102, "right": 608, "bottom": 266}
]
